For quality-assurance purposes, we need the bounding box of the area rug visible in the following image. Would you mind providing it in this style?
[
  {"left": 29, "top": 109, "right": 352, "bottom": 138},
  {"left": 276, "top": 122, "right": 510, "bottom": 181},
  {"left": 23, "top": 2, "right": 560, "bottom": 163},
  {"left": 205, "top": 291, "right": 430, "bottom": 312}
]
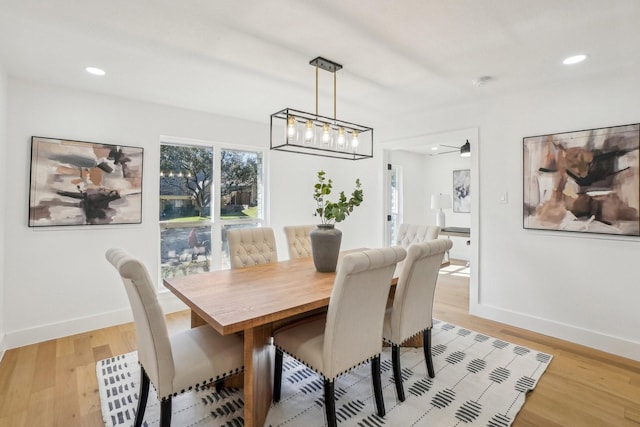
[{"left": 97, "top": 320, "right": 552, "bottom": 426}]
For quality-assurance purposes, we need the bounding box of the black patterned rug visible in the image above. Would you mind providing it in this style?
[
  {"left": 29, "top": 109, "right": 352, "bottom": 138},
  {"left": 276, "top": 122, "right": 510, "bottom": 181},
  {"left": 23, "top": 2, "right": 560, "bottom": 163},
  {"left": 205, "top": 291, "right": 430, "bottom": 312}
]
[{"left": 97, "top": 320, "right": 552, "bottom": 426}]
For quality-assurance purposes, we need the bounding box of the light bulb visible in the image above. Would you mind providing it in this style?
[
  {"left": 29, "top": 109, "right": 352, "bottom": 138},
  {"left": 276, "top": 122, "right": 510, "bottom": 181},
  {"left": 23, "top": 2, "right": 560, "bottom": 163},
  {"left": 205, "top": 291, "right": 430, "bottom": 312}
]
[
  {"left": 287, "top": 116, "right": 296, "bottom": 138},
  {"left": 322, "top": 124, "right": 331, "bottom": 144},
  {"left": 169, "top": 171, "right": 174, "bottom": 177},
  {"left": 160, "top": 171, "right": 164, "bottom": 177},
  {"left": 337, "top": 128, "right": 345, "bottom": 148},
  {"left": 351, "top": 131, "right": 359, "bottom": 151},
  {"left": 304, "top": 120, "right": 314, "bottom": 142}
]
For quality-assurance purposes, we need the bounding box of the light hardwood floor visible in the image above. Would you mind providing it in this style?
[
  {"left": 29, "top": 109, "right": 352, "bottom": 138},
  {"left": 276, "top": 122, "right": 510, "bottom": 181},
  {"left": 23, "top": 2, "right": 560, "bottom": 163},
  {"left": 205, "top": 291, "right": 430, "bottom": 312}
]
[{"left": 1, "top": 262, "right": 639, "bottom": 426}]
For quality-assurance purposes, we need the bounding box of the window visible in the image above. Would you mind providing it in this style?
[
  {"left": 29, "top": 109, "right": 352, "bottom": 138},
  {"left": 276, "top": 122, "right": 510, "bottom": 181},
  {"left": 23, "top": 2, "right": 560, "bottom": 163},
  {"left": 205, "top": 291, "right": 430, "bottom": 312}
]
[
  {"left": 218, "top": 149, "right": 264, "bottom": 269},
  {"left": 159, "top": 140, "right": 264, "bottom": 279}
]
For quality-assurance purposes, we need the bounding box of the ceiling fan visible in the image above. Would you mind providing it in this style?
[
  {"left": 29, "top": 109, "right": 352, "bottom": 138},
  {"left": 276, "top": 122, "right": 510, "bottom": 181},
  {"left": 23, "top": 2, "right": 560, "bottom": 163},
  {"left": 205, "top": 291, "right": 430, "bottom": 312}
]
[{"left": 438, "top": 140, "right": 471, "bottom": 157}]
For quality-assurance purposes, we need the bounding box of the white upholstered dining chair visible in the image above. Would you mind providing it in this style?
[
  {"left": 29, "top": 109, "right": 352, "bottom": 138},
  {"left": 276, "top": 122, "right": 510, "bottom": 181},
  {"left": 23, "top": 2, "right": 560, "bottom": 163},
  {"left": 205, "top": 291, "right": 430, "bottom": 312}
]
[
  {"left": 396, "top": 223, "right": 440, "bottom": 247},
  {"left": 382, "top": 239, "right": 452, "bottom": 402},
  {"left": 272, "top": 246, "right": 407, "bottom": 427},
  {"left": 227, "top": 226, "right": 278, "bottom": 269},
  {"left": 394, "top": 223, "right": 440, "bottom": 277},
  {"left": 105, "top": 248, "right": 244, "bottom": 427},
  {"left": 283, "top": 224, "right": 315, "bottom": 259}
]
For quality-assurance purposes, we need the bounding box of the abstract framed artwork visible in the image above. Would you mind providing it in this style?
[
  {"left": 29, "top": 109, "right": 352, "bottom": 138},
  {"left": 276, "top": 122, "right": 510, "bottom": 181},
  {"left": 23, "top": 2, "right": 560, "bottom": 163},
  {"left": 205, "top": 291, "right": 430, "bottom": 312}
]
[
  {"left": 453, "top": 169, "right": 471, "bottom": 213},
  {"left": 523, "top": 123, "right": 639, "bottom": 236},
  {"left": 29, "top": 136, "right": 144, "bottom": 227}
]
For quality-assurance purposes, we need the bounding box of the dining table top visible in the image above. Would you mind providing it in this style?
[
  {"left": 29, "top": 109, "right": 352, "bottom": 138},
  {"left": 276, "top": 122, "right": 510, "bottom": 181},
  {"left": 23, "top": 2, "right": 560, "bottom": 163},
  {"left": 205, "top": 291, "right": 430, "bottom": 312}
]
[{"left": 162, "top": 255, "right": 339, "bottom": 335}]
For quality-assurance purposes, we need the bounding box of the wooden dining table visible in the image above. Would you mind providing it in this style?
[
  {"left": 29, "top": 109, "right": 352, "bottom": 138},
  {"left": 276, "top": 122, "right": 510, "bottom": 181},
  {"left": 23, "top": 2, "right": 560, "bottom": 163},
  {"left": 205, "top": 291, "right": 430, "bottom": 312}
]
[{"left": 163, "top": 254, "right": 349, "bottom": 427}]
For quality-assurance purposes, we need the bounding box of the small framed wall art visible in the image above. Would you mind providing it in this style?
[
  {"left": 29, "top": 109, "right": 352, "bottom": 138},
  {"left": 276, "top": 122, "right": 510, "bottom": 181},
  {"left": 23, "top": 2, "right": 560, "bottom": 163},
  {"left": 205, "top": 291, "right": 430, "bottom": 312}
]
[
  {"left": 523, "top": 123, "right": 639, "bottom": 236},
  {"left": 29, "top": 136, "right": 144, "bottom": 227},
  {"left": 453, "top": 169, "right": 471, "bottom": 213}
]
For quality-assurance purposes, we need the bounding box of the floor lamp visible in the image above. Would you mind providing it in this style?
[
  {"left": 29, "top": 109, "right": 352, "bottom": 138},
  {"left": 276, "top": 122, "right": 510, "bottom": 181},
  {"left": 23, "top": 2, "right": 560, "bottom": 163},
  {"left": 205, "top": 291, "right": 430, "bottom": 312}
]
[{"left": 431, "top": 194, "right": 451, "bottom": 228}]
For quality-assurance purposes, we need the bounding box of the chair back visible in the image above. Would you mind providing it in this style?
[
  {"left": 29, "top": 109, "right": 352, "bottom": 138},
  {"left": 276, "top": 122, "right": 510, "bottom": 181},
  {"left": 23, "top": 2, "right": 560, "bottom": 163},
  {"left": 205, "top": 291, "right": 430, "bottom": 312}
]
[
  {"left": 396, "top": 223, "right": 440, "bottom": 247},
  {"left": 323, "top": 246, "right": 406, "bottom": 378},
  {"left": 395, "top": 223, "right": 440, "bottom": 277},
  {"left": 284, "top": 225, "right": 315, "bottom": 259},
  {"left": 227, "top": 227, "right": 278, "bottom": 269},
  {"left": 105, "top": 248, "right": 174, "bottom": 397},
  {"left": 389, "top": 239, "right": 452, "bottom": 344}
]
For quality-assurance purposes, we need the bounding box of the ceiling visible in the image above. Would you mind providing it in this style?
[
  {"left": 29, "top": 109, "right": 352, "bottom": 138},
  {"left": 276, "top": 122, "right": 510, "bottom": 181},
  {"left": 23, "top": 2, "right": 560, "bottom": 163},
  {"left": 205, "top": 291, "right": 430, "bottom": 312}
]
[{"left": 1, "top": 0, "right": 639, "bottom": 143}]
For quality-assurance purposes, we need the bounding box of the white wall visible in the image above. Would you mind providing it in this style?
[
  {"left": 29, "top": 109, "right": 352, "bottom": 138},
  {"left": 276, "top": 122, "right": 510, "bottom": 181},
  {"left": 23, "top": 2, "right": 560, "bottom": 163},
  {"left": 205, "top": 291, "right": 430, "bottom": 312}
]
[
  {"left": 405, "top": 69, "right": 640, "bottom": 360},
  {"left": 3, "top": 78, "right": 381, "bottom": 349},
  {"left": 0, "top": 64, "right": 7, "bottom": 358}
]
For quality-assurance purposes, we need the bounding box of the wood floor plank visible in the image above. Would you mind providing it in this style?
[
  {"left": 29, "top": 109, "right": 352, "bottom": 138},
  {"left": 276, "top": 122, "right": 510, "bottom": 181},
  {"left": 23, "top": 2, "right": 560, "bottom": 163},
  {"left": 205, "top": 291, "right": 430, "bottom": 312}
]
[
  {"left": 91, "top": 344, "right": 112, "bottom": 363},
  {"left": 54, "top": 353, "right": 81, "bottom": 426},
  {"left": 0, "top": 347, "right": 18, "bottom": 387},
  {"left": 626, "top": 407, "right": 640, "bottom": 424},
  {"left": 76, "top": 362, "right": 101, "bottom": 417},
  {"left": 32, "top": 339, "right": 57, "bottom": 393},
  {"left": 0, "top": 345, "right": 38, "bottom": 418},
  {"left": 0, "top": 410, "right": 27, "bottom": 427},
  {"left": 80, "top": 410, "right": 106, "bottom": 427},
  {"left": 24, "top": 387, "right": 55, "bottom": 427}
]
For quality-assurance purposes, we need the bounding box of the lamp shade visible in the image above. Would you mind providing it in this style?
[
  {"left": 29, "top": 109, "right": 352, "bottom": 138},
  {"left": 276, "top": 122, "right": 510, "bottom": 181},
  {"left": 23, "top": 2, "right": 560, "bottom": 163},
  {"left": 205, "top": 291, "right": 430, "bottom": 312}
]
[{"left": 430, "top": 194, "right": 451, "bottom": 210}]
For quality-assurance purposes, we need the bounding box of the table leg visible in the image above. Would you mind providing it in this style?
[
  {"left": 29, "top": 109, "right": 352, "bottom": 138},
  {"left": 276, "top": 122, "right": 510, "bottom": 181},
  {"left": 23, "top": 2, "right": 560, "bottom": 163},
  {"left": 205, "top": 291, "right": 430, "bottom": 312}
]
[
  {"left": 243, "top": 324, "right": 274, "bottom": 427},
  {"left": 191, "top": 310, "right": 206, "bottom": 327}
]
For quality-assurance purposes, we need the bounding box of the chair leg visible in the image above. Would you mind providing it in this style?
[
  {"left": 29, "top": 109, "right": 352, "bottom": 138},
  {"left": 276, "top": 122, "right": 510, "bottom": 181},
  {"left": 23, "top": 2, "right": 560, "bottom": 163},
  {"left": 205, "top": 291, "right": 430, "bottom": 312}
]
[
  {"left": 134, "top": 367, "right": 150, "bottom": 427},
  {"left": 160, "top": 397, "right": 172, "bottom": 427},
  {"left": 323, "top": 379, "right": 337, "bottom": 427},
  {"left": 273, "top": 348, "right": 284, "bottom": 402},
  {"left": 391, "top": 344, "right": 405, "bottom": 402},
  {"left": 371, "top": 355, "right": 386, "bottom": 416},
  {"left": 423, "top": 328, "right": 435, "bottom": 378}
]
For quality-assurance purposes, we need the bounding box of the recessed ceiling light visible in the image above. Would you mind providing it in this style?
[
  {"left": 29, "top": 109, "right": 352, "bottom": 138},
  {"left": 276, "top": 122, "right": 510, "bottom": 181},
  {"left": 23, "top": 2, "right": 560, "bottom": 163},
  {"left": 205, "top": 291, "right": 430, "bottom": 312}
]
[
  {"left": 563, "top": 54, "right": 587, "bottom": 65},
  {"left": 431, "top": 146, "right": 439, "bottom": 151},
  {"left": 85, "top": 66, "right": 106, "bottom": 76}
]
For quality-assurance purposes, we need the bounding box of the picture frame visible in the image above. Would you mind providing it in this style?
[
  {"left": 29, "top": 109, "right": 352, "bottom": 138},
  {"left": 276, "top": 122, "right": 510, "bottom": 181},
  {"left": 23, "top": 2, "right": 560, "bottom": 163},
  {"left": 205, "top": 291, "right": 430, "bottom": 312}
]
[
  {"left": 523, "top": 123, "right": 639, "bottom": 236},
  {"left": 29, "top": 136, "right": 144, "bottom": 227},
  {"left": 453, "top": 169, "right": 471, "bottom": 213}
]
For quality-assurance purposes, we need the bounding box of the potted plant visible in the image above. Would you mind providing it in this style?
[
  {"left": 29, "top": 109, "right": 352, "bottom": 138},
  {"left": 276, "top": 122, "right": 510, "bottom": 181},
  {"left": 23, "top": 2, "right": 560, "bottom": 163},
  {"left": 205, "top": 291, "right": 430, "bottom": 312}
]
[{"left": 310, "top": 170, "right": 364, "bottom": 272}]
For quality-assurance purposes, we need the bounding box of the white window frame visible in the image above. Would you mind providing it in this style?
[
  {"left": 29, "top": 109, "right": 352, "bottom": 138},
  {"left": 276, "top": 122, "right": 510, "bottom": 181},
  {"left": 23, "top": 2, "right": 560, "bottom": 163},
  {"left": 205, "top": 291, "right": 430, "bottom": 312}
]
[{"left": 387, "top": 164, "right": 403, "bottom": 246}]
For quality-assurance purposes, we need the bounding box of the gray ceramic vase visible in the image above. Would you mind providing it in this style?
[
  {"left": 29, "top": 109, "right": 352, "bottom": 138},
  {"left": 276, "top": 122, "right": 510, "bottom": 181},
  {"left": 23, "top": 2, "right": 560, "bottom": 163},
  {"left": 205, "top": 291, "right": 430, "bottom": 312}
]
[{"left": 310, "top": 224, "right": 342, "bottom": 272}]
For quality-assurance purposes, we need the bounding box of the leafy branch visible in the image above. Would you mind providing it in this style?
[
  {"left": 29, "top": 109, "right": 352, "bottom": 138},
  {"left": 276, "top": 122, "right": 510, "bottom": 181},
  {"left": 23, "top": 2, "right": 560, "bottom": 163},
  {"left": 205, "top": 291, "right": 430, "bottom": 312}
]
[{"left": 313, "top": 170, "right": 364, "bottom": 224}]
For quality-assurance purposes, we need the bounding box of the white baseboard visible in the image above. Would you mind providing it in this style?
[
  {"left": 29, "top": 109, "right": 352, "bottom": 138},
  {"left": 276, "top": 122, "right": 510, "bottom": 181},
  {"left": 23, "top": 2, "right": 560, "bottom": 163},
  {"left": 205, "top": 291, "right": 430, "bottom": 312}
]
[
  {"left": 3, "top": 292, "right": 188, "bottom": 351},
  {"left": 470, "top": 302, "right": 640, "bottom": 362}
]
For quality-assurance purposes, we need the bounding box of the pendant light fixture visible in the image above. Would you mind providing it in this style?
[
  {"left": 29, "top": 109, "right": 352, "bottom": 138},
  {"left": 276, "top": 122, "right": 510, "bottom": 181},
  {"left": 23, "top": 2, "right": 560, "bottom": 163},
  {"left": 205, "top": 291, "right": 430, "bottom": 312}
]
[{"left": 270, "top": 57, "right": 373, "bottom": 160}]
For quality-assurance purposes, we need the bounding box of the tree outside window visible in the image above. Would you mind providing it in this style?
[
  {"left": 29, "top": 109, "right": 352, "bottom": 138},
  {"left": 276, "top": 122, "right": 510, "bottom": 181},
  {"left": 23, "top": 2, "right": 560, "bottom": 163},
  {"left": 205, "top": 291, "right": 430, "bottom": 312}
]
[{"left": 160, "top": 145, "right": 213, "bottom": 220}]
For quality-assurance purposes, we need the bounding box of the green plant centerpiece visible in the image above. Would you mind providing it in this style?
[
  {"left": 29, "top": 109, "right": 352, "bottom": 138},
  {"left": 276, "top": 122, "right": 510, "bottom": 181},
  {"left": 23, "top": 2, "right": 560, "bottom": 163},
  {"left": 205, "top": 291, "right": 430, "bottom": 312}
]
[
  {"left": 314, "top": 170, "right": 363, "bottom": 223},
  {"left": 310, "top": 170, "right": 364, "bottom": 272}
]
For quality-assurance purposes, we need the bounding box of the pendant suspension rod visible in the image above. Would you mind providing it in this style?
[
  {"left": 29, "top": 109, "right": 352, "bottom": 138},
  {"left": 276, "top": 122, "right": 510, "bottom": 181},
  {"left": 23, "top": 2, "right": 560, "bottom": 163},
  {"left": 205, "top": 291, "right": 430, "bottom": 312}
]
[
  {"left": 333, "top": 71, "right": 337, "bottom": 120},
  {"left": 309, "top": 57, "right": 343, "bottom": 120}
]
